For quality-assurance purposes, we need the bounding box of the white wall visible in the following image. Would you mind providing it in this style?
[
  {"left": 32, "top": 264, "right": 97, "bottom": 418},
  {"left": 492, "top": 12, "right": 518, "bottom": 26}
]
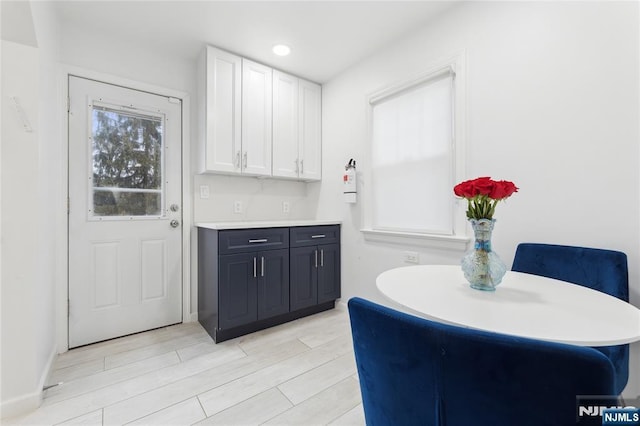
[
  {"left": 1, "top": 39, "right": 42, "bottom": 417},
  {"left": 318, "top": 1, "right": 640, "bottom": 397},
  {"left": 1, "top": 1, "right": 61, "bottom": 416}
]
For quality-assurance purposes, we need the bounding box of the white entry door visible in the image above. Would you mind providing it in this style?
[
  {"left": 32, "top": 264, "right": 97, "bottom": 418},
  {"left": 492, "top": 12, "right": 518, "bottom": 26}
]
[{"left": 68, "top": 76, "right": 182, "bottom": 348}]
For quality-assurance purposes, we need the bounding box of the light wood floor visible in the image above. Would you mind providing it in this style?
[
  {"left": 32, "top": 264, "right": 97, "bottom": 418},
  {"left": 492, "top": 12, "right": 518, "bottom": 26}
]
[{"left": 6, "top": 307, "right": 365, "bottom": 425}]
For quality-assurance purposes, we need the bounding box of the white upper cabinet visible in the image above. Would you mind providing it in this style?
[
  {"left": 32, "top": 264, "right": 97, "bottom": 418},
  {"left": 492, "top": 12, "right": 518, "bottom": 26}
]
[
  {"left": 199, "top": 45, "right": 321, "bottom": 180},
  {"left": 273, "top": 71, "right": 322, "bottom": 181},
  {"left": 242, "top": 59, "right": 272, "bottom": 177},
  {"left": 272, "top": 70, "right": 300, "bottom": 179},
  {"left": 200, "top": 46, "right": 242, "bottom": 174},
  {"left": 298, "top": 79, "right": 322, "bottom": 181}
]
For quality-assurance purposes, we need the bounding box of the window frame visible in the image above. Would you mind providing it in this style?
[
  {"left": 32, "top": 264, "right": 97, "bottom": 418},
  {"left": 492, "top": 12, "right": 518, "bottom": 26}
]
[
  {"left": 88, "top": 100, "right": 167, "bottom": 221},
  {"left": 362, "top": 52, "right": 469, "bottom": 251}
]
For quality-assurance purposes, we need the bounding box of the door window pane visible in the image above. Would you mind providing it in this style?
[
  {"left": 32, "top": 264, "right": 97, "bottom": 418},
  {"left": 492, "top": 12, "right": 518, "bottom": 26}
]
[{"left": 91, "top": 105, "right": 164, "bottom": 217}]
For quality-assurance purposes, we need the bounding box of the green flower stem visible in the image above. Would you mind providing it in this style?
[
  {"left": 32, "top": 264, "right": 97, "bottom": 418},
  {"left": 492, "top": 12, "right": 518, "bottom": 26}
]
[{"left": 466, "top": 196, "right": 500, "bottom": 220}]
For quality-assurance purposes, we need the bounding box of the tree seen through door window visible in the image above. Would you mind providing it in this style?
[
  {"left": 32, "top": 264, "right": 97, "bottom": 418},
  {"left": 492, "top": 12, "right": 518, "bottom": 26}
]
[{"left": 91, "top": 106, "right": 164, "bottom": 217}]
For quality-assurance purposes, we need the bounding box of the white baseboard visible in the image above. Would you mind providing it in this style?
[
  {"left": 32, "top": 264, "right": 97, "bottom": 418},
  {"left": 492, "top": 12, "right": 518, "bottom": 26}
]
[{"left": 1, "top": 344, "right": 57, "bottom": 419}]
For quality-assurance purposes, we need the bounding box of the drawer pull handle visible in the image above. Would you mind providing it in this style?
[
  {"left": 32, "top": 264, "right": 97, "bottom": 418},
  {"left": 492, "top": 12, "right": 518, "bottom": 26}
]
[
  {"left": 311, "top": 235, "right": 326, "bottom": 239},
  {"left": 248, "top": 239, "right": 268, "bottom": 243}
]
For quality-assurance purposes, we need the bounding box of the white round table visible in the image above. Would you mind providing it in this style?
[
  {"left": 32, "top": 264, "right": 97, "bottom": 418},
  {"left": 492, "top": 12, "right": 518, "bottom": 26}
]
[{"left": 376, "top": 264, "right": 640, "bottom": 347}]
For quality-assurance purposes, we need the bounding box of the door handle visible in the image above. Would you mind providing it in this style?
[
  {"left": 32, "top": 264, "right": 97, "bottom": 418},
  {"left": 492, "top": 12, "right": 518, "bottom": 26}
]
[
  {"left": 261, "top": 256, "right": 265, "bottom": 277},
  {"left": 170, "top": 204, "right": 179, "bottom": 212},
  {"left": 320, "top": 249, "right": 324, "bottom": 267},
  {"left": 253, "top": 257, "right": 257, "bottom": 278},
  {"left": 170, "top": 220, "right": 179, "bottom": 228},
  {"left": 315, "top": 250, "right": 318, "bottom": 268}
]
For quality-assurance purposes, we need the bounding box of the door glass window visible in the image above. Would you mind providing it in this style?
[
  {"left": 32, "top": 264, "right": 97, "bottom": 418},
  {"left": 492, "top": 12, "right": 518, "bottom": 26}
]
[{"left": 90, "top": 104, "right": 165, "bottom": 218}]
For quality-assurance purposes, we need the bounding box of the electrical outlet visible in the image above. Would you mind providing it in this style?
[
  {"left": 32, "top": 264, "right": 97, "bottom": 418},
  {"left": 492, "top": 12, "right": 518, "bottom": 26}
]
[
  {"left": 282, "top": 201, "right": 290, "bottom": 213},
  {"left": 403, "top": 251, "right": 419, "bottom": 264},
  {"left": 199, "top": 185, "right": 210, "bottom": 199},
  {"left": 233, "top": 200, "right": 242, "bottom": 214}
]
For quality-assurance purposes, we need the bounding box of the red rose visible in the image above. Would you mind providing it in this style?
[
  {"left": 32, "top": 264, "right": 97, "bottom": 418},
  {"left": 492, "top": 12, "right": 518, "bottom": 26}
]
[
  {"left": 490, "top": 180, "right": 518, "bottom": 200},
  {"left": 472, "top": 177, "right": 495, "bottom": 196},
  {"left": 453, "top": 180, "right": 478, "bottom": 198},
  {"left": 454, "top": 176, "right": 518, "bottom": 219}
]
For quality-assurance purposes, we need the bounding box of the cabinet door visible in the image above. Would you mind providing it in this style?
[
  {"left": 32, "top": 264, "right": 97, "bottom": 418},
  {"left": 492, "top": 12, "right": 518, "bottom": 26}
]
[
  {"left": 318, "top": 243, "right": 341, "bottom": 304},
  {"left": 272, "top": 70, "right": 299, "bottom": 179},
  {"left": 242, "top": 59, "right": 272, "bottom": 176},
  {"left": 219, "top": 253, "right": 257, "bottom": 330},
  {"left": 205, "top": 46, "right": 242, "bottom": 173},
  {"left": 290, "top": 246, "right": 318, "bottom": 311},
  {"left": 257, "top": 249, "right": 290, "bottom": 320},
  {"left": 298, "top": 79, "right": 322, "bottom": 181}
]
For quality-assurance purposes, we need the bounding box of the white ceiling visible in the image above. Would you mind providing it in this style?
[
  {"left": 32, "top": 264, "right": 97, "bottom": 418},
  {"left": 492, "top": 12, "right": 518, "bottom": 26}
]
[{"left": 51, "top": 1, "right": 458, "bottom": 83}]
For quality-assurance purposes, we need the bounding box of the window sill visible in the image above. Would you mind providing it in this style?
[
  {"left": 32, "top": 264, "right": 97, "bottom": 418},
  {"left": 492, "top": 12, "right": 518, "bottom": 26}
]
[{"left": 361, "top": 228, "right": 470, "bottom": 251}]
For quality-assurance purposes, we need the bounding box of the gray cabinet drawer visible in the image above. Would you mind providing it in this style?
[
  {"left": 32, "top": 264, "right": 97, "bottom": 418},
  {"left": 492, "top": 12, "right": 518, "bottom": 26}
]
[
  {"left": 290, "top": 225, "right": 340, "bottom": 247},
  {"left": 219, "top": 228, "right": 289, "bottom": 254}
]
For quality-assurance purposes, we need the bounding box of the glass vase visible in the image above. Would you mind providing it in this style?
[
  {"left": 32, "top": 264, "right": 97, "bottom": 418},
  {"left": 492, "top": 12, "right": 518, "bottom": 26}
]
[{"left": 461, "top": 218, "right": 507, "bottom": 291}]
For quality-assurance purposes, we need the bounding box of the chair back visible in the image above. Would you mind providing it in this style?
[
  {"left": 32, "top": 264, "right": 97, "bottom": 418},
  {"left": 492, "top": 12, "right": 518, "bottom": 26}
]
[
  {"left": 511, "top": 243, "right": 628, "bottom": 302},
  {"left": 348, "top": 297, "right": 616, "bottom": 426},
  {"left": 511, "top": 243, "right": 629, "bottom": 393}
]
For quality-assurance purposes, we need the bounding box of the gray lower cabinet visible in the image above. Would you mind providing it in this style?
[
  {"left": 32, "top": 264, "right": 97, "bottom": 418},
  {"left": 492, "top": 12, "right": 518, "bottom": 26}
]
[
  {"left": 198, "top": 224, "right": 340, "bottom": 342},
  {"left": 290, "top": 225, "right": 341, "bottom": 311},
  {"left": 290, "top": 243, "right": 341, "bottom": 310},
  {"left": 218, "top": 249, "right": 289, "bottom": 330}
]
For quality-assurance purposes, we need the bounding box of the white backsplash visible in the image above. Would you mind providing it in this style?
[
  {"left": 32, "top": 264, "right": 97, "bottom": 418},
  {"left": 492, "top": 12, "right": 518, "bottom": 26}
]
[{"left": 193, "top": 174, "right": 320, "bottom": 223}]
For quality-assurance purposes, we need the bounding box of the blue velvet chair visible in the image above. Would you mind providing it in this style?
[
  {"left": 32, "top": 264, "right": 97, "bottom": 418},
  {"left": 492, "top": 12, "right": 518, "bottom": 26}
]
[
  {"left": 348, "top": 297, "right": 617, "bottom": 426},
  {"left": 512, "top": 243, "right": 629, "bottom": 394}
]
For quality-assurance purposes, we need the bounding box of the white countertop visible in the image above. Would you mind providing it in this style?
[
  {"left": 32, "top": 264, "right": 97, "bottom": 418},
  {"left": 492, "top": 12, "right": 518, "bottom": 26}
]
[{"left": 196, "top": 219, "right": 341, "bottom": 230}]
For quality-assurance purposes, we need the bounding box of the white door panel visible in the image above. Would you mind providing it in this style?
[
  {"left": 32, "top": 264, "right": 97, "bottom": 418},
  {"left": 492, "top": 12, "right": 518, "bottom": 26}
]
[
  {"left": 299, "top": 80, "right": 322, "bottom": 181},
  {"left": 242, "top": 59, "right": 272, "bottom": 176},
  {"left": 206, "top": 47, "right": 242, "bottom": 173},
  {"left": 272, "top": 70, "right": 299, "bottom": 178},
  {"left": 68, "top": 76, "right": 182, "bottom": 348}
]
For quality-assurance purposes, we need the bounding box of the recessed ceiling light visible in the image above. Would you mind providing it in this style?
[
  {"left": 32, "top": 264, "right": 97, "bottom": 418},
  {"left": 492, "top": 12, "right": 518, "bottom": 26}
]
[{"left": 272, "top": 44, "right": 291, "bottom": 56}]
